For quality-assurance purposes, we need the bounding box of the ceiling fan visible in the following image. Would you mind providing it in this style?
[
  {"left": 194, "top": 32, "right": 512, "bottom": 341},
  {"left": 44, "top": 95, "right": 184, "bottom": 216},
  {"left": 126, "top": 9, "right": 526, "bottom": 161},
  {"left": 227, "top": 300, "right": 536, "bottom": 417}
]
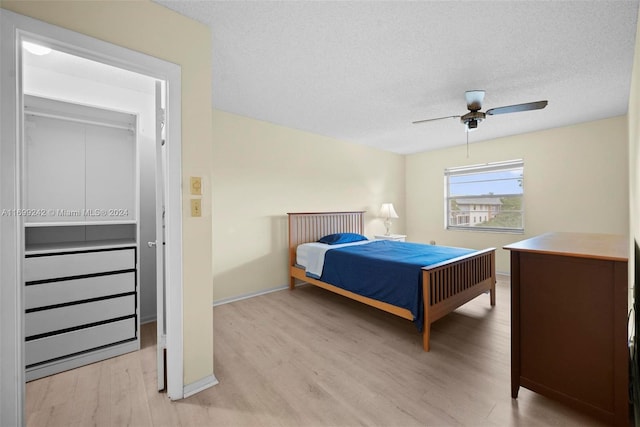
[{"left": 413, "top": 90, "right": 548, "bottom": 131}]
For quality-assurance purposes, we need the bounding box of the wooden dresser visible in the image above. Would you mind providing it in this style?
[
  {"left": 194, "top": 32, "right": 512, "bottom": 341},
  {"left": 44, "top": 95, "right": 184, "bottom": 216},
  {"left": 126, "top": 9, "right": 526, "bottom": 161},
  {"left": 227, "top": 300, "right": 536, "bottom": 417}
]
[{"left": 504, "top": 232, "right": 629, "bottom": 425}]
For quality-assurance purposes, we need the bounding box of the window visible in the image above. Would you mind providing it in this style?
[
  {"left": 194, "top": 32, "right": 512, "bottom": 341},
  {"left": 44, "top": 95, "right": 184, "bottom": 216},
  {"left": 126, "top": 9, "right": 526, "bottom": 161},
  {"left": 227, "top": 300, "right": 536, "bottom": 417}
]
[{"left": 445, "top": 159, "right": 524, "bottom": 233}]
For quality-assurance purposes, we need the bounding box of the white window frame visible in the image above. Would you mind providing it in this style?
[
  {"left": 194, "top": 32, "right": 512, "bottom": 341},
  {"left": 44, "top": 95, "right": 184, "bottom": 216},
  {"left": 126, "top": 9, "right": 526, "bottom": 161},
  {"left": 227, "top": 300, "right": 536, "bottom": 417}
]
[{"left": 444, "top": 159, "right": 524, "bottom": 233}]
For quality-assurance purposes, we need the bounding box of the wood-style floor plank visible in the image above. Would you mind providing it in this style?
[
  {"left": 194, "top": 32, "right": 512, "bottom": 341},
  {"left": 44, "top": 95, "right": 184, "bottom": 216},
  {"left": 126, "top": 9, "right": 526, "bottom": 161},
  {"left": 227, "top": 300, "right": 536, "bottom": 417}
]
[{"left": 26, "top": 276, "right": 610, "bottom": 426}]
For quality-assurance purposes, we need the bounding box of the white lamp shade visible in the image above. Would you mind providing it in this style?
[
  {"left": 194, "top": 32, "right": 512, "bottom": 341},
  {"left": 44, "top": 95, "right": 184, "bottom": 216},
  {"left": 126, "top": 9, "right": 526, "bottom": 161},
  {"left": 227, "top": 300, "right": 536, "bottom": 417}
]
[{"left": 379, "top": 203, "right": 399, "bottom": 219}]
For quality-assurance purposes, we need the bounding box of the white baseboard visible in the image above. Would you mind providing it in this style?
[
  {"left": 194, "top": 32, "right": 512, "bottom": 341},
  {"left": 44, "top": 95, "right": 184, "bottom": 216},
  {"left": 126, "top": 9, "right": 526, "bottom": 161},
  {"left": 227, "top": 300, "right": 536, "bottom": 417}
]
[
  {"left": 183, "top": 374, "right": 219, "bottom": 398},
  {"left": 213, "top": 284, "right": 289, "bottom": 307}
]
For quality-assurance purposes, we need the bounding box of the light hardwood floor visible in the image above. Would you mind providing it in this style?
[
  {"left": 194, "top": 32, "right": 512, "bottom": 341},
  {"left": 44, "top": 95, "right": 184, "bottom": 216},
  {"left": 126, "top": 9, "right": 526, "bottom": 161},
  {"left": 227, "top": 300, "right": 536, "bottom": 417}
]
[{"left": 26, "top": 276, "right": 610, "bottom": 426}]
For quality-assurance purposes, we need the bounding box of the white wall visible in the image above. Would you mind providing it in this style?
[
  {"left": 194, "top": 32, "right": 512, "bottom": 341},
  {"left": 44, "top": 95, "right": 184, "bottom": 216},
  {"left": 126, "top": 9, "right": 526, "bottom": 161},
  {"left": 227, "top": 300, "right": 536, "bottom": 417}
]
[
  {"left": 406, "top": 116, "right": 629, "bottom": 274},
  {"left": 212, "top": 109, "right": 405, "bottom": 302},
  {"left": 23, "top": 54, "right": 158, "bottom": 323}
]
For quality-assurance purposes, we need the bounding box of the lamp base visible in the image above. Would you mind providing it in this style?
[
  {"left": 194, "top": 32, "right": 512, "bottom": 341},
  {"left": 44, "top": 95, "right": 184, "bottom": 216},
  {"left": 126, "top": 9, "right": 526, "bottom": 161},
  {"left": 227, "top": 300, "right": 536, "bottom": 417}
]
[{"left": 384, "top": 219, "right": 392, "bottom": 236}]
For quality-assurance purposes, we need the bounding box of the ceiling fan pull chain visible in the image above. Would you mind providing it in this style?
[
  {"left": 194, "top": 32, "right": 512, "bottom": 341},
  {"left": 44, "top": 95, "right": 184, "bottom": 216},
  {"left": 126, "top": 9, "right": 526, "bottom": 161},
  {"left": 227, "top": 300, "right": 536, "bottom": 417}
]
[{"left": 466, "top": 130, "right": 469, "bottom": 158}]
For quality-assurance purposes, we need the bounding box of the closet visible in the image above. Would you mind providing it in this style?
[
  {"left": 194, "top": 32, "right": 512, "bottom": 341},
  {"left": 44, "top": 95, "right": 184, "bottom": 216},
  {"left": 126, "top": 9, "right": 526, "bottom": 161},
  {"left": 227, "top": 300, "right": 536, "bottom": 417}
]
[{"left": 23, "top": 95, "right": 140, "bottom": 381}]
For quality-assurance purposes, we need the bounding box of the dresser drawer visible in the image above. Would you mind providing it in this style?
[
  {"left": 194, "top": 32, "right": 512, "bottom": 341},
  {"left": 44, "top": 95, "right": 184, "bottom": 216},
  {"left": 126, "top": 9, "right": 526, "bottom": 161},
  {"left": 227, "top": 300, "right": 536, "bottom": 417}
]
[
  {"left": 26, "top": 294, "right": 135, "bottom": 337},
  {"left": 26, "top": 317, "right": 136, "bottom": 367},
  {"left": 25, "top": 272, "right": 135, "bottom": 310},
  {"left": 25, "top": 248, "right": 135, "bottom": 282}
]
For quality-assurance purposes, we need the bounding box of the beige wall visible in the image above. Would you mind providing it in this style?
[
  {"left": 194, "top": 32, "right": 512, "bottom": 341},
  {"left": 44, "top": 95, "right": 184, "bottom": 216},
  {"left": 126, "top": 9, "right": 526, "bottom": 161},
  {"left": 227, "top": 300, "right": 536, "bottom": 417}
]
[
  {"left": 212, "top": 109, "right": 405, "bottom": 301},
  {"left": 406, "top": 116, "right": 629, "bottom": 273},
  {"left": 1, "top": 0, "right": 214, "bottom": 386}
]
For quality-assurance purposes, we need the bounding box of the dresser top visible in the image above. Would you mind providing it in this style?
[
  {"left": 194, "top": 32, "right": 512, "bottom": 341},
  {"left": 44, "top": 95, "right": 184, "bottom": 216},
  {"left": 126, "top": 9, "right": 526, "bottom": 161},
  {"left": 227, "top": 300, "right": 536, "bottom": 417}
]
[{"left": 503, "top": 232, "right": 628, "bottom": 262}]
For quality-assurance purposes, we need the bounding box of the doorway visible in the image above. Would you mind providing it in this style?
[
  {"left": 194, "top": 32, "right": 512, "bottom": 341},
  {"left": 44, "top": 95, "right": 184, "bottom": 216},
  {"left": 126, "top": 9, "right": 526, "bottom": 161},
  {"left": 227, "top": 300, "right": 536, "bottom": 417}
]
[
  {"left": 22, "top": 44, "right": 162, "bottom": 381},
  {"left": 0, "top": 10, "right": 185, "bottom": 426}
]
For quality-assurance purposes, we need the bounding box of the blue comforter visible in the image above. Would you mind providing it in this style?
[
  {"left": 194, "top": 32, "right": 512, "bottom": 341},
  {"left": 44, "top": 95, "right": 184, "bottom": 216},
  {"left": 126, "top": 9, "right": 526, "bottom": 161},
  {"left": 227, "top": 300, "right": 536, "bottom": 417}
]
[{"left": 319, "top": 240, "right": 474, "bottom": 331}]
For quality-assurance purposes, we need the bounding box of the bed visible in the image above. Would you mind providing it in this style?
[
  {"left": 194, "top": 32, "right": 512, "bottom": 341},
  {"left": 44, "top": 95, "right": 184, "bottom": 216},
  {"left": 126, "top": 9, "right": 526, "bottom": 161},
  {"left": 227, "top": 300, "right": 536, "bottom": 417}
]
[{"left": 288, "top": 211, "right": 496, "bottom": 351}]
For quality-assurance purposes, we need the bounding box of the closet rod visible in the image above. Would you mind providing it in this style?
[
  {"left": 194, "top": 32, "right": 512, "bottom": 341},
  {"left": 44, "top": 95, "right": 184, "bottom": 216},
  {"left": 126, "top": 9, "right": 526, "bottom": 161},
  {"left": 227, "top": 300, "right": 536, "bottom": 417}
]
[{"left": 24, "top": 109, "right": 135, "bottom": 132}]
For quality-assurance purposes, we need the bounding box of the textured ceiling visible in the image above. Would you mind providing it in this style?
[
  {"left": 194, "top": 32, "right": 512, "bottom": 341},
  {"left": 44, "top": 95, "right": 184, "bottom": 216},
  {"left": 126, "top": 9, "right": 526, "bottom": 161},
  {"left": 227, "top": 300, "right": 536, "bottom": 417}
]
[{"left": 154, "top": 0, "right": 639, "bottom": 154}]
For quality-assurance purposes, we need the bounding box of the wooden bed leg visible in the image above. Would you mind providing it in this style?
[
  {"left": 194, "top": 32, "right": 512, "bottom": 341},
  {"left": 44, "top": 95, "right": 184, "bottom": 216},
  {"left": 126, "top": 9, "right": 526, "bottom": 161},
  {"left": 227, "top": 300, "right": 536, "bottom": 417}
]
[
  {"left": 289, "top": 277, "right": 295, "bottom": 290},
  {"left": 422, "top": 271, "right": 431, "bottom": 351},
  {"left": 490, "top": 252, "right": 496, "bottom": 307},
  {"left": 490, "top": 281, "right": 496, "bottom": 306},
  {"left": 422, "top": 323, "right": 431, "bottom": 352}
]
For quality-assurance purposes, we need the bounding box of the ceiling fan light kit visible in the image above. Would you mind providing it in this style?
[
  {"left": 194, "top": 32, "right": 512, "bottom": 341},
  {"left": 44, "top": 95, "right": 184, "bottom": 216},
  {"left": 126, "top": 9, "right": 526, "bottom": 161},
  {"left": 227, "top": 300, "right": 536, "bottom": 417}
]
[{"left": 461, "top": 111, "right": 485, "bottom": 131}]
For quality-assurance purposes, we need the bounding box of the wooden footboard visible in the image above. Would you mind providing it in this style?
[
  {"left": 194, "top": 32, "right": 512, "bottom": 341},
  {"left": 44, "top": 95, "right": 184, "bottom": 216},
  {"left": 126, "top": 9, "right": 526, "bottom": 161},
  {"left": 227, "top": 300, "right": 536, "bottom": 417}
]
[
  {"left": 287, "top": 211, "right": 496, "bottom": 352},
  {"left": 422, "top": 248, "right": 496, "bottom": 351}
]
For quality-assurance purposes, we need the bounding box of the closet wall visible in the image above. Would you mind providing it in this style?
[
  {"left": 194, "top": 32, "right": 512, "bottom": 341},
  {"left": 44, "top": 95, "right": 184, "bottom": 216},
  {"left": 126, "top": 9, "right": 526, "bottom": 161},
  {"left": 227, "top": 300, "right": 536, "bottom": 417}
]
[{"left": 23, "top": 50, "right": 159, "bottom": 323}]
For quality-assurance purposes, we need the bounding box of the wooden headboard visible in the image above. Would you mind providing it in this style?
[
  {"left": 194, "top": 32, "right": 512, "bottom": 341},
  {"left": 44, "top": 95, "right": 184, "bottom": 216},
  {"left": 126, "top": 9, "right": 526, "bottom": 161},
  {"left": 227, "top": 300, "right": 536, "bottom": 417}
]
[{"left": 287, "top": 211, "right": 365, "bottom": 267}]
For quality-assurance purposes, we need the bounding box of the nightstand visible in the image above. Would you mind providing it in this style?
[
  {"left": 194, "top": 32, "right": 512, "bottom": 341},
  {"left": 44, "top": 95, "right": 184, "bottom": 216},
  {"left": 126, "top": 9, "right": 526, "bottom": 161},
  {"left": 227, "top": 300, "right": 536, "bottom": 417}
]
[{"left": 374, "top": 234, "right": 406, "bottom": 242}]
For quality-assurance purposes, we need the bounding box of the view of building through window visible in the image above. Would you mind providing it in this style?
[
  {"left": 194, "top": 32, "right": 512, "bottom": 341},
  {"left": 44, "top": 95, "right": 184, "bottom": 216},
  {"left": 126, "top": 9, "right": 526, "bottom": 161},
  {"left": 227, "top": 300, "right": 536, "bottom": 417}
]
[{"left": 445, "top": 159, "right": 524, "bottom": 232}]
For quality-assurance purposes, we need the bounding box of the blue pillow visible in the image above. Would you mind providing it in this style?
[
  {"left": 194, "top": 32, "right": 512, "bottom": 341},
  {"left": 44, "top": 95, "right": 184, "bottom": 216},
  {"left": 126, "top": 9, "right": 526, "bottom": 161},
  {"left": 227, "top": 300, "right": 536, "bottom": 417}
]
[{"left": 318, "top": 232, "right": 368, "bottom": 245}]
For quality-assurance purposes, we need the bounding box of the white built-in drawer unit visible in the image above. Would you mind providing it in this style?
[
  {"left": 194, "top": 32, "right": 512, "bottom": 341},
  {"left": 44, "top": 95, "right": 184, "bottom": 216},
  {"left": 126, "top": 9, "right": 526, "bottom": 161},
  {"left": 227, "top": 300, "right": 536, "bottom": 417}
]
[
  {"left": 25, "top": 272, "right": 135, "bottom": 309},
  {"left": 24, "top": 245, "right": 138, "bottom": 377},
  {"left": 26, "top": 294, "right": 135, "bottom": 336},
  {"left": 25, "top": 317, "right": 136, "bottom": 367},
  {"left": 23, "top": 96, "right": 140, "bottom": 381},
  {"left": 24, "top": 248, "right": 135, "bottom": 282}
]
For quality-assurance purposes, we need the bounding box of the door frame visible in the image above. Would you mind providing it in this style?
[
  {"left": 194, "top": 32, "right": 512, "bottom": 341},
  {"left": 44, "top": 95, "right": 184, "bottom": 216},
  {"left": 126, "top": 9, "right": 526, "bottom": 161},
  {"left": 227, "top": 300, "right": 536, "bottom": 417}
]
[{"left": 0, "top": 10, "right": 185, "bottom": 425}]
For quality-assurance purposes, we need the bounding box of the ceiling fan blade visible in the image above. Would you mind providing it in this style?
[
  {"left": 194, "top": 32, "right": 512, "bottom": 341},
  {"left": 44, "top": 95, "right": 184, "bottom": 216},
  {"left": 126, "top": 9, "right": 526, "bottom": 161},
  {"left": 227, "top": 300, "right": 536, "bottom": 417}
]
[
  {"left": 486, "top": 100, "right": 548, "bottom": 116},
  {"left": 412, "top": 115, "right": 460, "bottom": 125},
  {"left": 465, "top": 90, "right": 485, "bottom": 111}
]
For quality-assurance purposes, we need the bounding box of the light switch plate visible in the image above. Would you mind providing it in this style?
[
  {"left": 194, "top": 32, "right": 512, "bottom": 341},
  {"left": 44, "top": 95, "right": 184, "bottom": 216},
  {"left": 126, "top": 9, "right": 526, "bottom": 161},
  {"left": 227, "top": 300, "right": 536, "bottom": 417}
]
[
  {"left": 191, "top": 199, "right": 202, "bottom": 217},
  {"left": 190, "top": 177, "right": 202, "bottom": 195}
]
